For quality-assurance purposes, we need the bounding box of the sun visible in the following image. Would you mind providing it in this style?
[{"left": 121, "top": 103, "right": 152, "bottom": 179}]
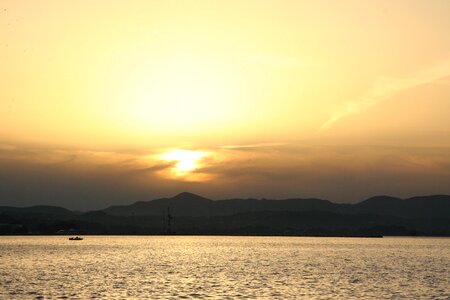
[{"left": 160, "top": 149, "right": 207, "bottom": 176}]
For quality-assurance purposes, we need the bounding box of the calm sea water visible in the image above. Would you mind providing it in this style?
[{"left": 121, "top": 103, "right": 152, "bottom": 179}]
[{"left": 0, "top": 236, "right": 449, "bottom": 299}]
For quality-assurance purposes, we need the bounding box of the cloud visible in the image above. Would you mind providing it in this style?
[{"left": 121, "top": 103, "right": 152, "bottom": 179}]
[
  {"left": 221, "top": 142, "right": 288, "bottom": 150},
  {"left": 0, "top": 142, "right": 449, "bottom": 209},
  {"left": 0, "top": 147, "right": 177, "bottom": 209},
  {"left": 0, "top": 143, "right": 17, "bottom": 151},
  {"left": 197, "top": 145, "right": 450, "bottom": 201},
  {"left": 131, "top": 162, "right": 176, "bottom": 173},
  {"left": 319, "top": 58, "right": 450, "bottom": 131}
]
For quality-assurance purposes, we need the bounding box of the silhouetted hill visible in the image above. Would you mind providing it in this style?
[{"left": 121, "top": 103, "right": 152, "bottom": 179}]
[
  {"left": 353, "top": 195, "right": 450, "bottom": 218},
  {"left": 102, "top": 193, "right": 449, "bottom": 219},
  {"left": 0, "top": 205, "right": 73, "bottom": 216},
  {"left": 0, "top": 205, "right": 75, "bottom": 234},
  {"left": 103, "top": 192, "right": 344, "bottom": 217},
  {"left": 103, "top": 192, "right": 214, "bottom": 217},
  {"left": 171, "top": 192, "right": 211, "bottom": 203},
  {"left": 1, "top": 193, "right": 449, "bottom": 236}
]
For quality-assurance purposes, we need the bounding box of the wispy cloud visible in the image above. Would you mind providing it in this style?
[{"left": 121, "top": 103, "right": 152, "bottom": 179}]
[
  {"left": 221, "top": 142, "right": 288, "bottom": 150},
  {"left": 319, "top": 58, "right": 450, "bottom": 132},
  {"left": 0, "top": 141, "right": 449, "bottom": 209},
  {"left": 132, "top": 162, "right": 177, "bottom": 173},
  {"left": 0, "top": 143, "right": 17, "bottom": 151}
]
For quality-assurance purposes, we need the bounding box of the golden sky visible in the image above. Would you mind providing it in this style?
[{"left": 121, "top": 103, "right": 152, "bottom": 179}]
[{"left": 1, "top": 1, "right": 449, "bottom": 209}]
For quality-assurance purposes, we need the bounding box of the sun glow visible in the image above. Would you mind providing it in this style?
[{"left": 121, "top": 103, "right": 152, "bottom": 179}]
[
  {"left": 160, "top": 149, "right": 207, "bottom": 176},
  {"left": 113, "top": 56, "right": 242, "bottom": 134}
]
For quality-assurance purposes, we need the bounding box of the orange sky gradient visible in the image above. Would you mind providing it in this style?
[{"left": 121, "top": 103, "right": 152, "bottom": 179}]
[{"left": 0, "top": 0, "right": 449, "bottom": 209}]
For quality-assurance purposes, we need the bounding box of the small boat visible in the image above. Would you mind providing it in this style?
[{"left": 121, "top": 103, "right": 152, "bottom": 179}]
[{"left": 69, "top": 236, "right": 83, "bottom": 241}]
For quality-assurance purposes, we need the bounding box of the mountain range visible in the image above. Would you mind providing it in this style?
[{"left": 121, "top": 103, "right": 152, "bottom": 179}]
[
  {"left": 103, "top": 192, "right": 450, "bottom": 219},
  {"left": 1, "top": 192, "right": 449, "bottom": 236}
]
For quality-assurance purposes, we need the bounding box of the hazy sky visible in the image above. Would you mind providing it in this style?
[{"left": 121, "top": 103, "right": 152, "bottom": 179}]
[{"left": 1, "top": 1, "right": 449, "bottom": 210}]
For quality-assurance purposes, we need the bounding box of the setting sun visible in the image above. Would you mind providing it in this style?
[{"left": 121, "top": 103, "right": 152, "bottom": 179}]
[{"left": 160, "top": 149, "right": 207, "bottom": 176}]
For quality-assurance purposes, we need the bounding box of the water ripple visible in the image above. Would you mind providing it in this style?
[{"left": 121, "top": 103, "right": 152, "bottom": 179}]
[{"left": 0, "top": 236, "right": 449, "bottom": 299}]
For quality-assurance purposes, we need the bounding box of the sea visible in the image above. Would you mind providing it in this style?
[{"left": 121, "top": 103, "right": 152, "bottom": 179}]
[{"left": 0, "top": 236, "right": 448, "bottom": 299}]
